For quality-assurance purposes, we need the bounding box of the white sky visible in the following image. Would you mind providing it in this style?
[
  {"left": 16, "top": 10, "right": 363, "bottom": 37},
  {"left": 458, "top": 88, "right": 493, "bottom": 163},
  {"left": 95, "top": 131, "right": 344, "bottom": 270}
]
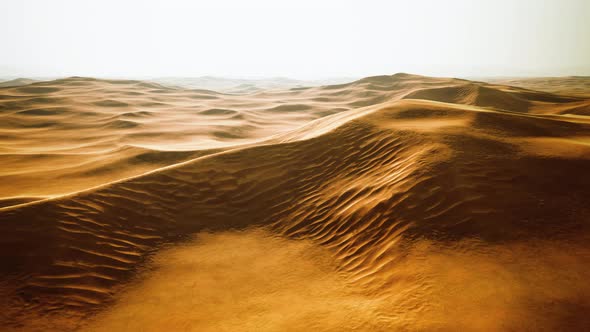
[{"left": 1, "top": 0, "right": 589, "bottom": 79}]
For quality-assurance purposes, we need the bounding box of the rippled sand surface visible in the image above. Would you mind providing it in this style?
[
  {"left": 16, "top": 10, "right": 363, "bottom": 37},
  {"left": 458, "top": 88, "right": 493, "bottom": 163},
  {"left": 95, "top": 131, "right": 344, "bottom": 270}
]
[{"left": 1, "top": 74, "right": 590, "bottom": 331}]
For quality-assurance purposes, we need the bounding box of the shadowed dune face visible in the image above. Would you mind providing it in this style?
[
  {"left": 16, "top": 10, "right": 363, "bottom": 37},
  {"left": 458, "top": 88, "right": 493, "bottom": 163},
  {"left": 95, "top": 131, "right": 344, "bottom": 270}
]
[{"left": 1, "top": 74, "right": 590, "bottom": 331}]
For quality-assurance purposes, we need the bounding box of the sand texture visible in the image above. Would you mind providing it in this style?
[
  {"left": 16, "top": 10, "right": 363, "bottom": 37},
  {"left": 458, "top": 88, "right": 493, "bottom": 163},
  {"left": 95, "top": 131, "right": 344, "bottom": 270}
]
[{"left": 1, "top": 73, "right": 590, "bottom": 331}]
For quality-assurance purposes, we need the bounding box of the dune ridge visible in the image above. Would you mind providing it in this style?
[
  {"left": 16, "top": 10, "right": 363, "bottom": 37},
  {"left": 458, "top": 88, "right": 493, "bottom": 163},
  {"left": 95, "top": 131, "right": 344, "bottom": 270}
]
[
  {"left": 487, "top": 76, "right": 590, "bottom": 98},
  {"left": 3, "top": 73, "right": 588, "bottom": 203},
  {"left": 0, "top": 78, "right": 41, "bottom": 88},
  {"left": 1, "top": 74, "right": 590, "bottom": 330}
]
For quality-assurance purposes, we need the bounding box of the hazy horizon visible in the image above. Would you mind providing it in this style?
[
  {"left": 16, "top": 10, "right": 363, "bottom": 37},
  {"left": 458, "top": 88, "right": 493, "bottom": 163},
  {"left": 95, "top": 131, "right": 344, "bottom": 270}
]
[
  {"left": 2, "top": 73, "right": 590, "bottom": 82},
  {"left": 1, "top": 0, "right": 589, "bottom": 79}
]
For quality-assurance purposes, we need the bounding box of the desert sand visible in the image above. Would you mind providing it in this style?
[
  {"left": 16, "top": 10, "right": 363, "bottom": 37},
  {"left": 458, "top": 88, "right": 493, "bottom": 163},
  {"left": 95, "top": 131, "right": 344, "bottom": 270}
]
[
  {"left": 0, "top": 78, "right": 40, "bottom": 88},
  {"left": 1, "top": 73, "right": 590, "bottom": 331},
  {"left": 487, "top": 76, "right": 590, "bottom": 98}
]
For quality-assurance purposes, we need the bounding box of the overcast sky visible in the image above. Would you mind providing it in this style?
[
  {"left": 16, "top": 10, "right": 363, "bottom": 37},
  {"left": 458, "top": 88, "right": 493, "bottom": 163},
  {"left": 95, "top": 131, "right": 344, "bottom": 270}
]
[{"left": 1, "top": 0, "right": 589, "bottom": 79}]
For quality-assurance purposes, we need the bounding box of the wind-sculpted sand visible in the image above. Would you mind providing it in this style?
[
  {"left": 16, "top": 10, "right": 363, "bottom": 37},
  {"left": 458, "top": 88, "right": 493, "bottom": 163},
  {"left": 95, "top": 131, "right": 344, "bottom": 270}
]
[
  {"left": 1, "top": 74, "right": 589, "bottom": 331},
  {"left": 488, "top": 76, "right": 590, "bottom": 98},
  {"left": 0, "top": 76, "right": 397, "bottom": 202}
]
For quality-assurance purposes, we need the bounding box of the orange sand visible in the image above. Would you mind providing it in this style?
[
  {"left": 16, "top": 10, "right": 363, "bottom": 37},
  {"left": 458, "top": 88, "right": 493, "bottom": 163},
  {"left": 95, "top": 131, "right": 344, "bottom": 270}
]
[{"left": 1, "top": 74, "right": 590, "bottom": 331}]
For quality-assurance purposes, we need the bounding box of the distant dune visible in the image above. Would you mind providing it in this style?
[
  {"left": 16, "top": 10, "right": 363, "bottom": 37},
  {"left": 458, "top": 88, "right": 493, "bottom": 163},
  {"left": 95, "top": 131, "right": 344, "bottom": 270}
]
[
  {"left": 0, "top": 76, "right": 370, "bottom": 202},
  {"left": 485, "top": 76, "right": 590, "bottom": 98},
  {"left": 0, "top": 78, "right": 40, "bottom": 88},
  {"left": 1, "top": 74, "right": 590, "bottom": 331},
  {"left": 151, "top": 76, "right": 355, "bottom": 93}
]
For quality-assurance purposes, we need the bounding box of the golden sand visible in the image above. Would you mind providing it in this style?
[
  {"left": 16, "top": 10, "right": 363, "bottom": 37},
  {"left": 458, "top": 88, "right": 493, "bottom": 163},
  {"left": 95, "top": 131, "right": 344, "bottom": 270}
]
[{"left": 1, "top": 74, "right": 590, "bottom": 331}]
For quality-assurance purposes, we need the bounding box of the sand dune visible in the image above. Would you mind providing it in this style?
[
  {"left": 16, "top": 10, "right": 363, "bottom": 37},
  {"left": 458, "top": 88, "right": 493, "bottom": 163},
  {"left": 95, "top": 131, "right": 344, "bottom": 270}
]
[
  {"left": 1, "top": 74, "right": 590, "bottom": 331},
  {"left": 151, "top": 76, "right": 355, "bottom": 94},
  {"left": 0, "top": 75, "right": 402, "bottom": 202},
  {"left": 0, "top": 78, "right": 40, "bottom": 88},
  {"left": 486, "top": 76, "right": 590, "bottom": 98}
]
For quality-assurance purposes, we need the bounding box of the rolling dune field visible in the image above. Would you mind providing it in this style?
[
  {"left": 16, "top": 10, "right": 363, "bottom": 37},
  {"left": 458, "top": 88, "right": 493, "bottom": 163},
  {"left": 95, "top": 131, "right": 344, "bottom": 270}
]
[{"left": 1, "top": 74, "right": 590, "bottom": 331}]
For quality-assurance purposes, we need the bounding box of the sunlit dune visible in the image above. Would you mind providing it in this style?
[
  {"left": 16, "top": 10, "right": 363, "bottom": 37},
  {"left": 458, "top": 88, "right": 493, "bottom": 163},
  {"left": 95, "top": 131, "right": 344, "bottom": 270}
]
[
  {"left": 82, "top": 231, "right": 590, "bottom": 332},
  {"left": 1, "top": 74, "right": 590, "bottom": 331},
  {"left": 0, "top": 76, "right": 394, "bottom": 201}
]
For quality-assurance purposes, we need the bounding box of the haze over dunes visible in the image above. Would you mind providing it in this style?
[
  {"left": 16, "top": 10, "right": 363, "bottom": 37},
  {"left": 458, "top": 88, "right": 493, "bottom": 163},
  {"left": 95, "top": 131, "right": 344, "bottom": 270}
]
[
  {"left": 486, "top": 76, "right": 590, "bottom": 98},
  {"left": 0, "top": 74, "right": 589, "bottom": 331},
  {"left": 0, "top": 78, "right": 40, "bottom": 88},
  {"left": 151, "top": 76, "right": 354, "bottom": 94}
]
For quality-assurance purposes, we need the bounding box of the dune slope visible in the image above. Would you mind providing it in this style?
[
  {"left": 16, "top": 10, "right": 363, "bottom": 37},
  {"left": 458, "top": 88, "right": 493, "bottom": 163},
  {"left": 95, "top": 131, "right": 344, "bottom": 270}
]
[
  {"left": 1, "top": 74, "right": 590, "bottom": 331},
  {"left": 0, "top": 75, "right": 401, "bottom": 202}
]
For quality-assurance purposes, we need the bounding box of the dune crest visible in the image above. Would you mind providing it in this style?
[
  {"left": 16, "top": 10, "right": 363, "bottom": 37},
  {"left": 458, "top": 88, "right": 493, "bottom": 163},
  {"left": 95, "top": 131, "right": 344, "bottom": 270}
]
[{"left": 1, "top": 74, "right": 590, "bottom": 330}]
